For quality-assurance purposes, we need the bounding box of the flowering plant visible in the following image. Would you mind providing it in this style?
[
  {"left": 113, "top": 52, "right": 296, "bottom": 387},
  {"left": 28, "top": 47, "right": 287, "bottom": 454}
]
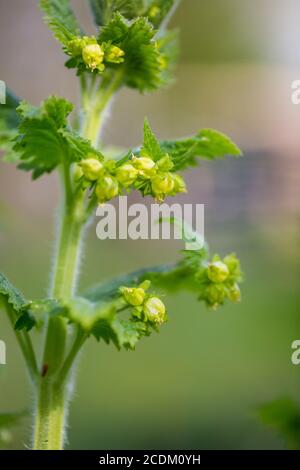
[{"left": 0, "top": 0, "right": 243, "bottom": 449}]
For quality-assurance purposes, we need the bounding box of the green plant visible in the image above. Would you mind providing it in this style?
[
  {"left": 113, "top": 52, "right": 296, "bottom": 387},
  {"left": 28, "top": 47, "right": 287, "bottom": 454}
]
[{"left": 0, "top": 0, "right": 243, "bottom": 450}]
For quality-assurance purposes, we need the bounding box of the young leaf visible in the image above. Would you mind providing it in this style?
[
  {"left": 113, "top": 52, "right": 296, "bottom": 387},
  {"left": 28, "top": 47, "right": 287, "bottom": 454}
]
[
  {"left": 99, "top": 13, "right": 163, "bottom": 92},
  {"left": 141, "top": 118, "right": 164, "bottom": 160},
  {"left": 160, "top": 128, "right": 242, "bottom": 170},
  {"left": 40, "top": 0, "right": 81, "bottom": 46},
  {"left": 13, "top": 96, "right": 100, "bottom": 179},
  {"left": 89, "top": 0, "right": 145, "bottom": 26}
]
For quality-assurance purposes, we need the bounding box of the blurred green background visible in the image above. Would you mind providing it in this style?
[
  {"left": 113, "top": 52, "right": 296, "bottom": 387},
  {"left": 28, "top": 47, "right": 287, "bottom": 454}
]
[{"left": 0, "top": 0, "right": 300, "bottom": 449}]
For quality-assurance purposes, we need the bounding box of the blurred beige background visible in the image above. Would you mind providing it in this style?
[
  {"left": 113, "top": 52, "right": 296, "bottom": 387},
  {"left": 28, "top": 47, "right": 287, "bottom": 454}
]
[{"left": 0, "top": 0, "right": 300, "bottom": 449}]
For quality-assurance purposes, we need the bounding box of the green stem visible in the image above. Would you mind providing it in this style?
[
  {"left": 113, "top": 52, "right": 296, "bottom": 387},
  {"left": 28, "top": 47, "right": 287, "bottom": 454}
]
[
  {"left": 4, "top": 301, "right": 38, "bottom": 384},
  {"left": 81, "top": 70, "right": 123, "bottom": 147},
  {"left": 33, "top": 72, "right": 120, "bottom": 450}
]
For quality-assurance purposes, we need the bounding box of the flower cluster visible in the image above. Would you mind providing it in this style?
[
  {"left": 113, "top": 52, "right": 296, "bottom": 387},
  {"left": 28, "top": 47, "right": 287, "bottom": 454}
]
[
  {"left": 67, "top": 36, "right": 125, "bottom": 73},
  {"left": 119, "top": 280, "right": 167, "bottom": 325},
  {"left": 78, "top": 153, "right": 186, "bottom": 204},
  {"left": 196, "top": 253, "right": 243, "bottom": 310}
]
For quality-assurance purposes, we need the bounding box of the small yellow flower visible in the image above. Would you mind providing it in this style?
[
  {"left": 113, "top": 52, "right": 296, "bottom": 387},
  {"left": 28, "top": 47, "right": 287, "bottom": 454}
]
[
  {"left": 80, "top": 158, "right": 103, "bottom": 182},
  {"left": 151, "top": 173, "right": 174, "bottom": 198},
  {"left": 143, "top": 297, "right": 166, "bottom": 324},
  {"left": 116, "top": 163, "right": 138, "bottom": 186},
  {"left": 227, "top": 283, "right": 241, "bottom": 303},
  {"left": 121, "top": 287, "right": 146, "bottom": 307},
  {"left": 105, "top": 45, "right": 125, "bottom": 64},
  {"left": 96, "top": 176, "right": 119, "bottom": 203},
  {"left": 207, "top": 261, "right": 229, "bottom": 283},
  {"left": 132, "top": 156, "right": 156, "bottom": 178},
  {"left": 82, "top": 43, "right": 104, "bottom": 71}
]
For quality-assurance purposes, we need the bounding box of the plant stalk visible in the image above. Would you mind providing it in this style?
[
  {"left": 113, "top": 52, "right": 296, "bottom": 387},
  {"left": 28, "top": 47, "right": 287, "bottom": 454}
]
[{"left": 33, "top": 72, "right": 120, "bottom": 449}]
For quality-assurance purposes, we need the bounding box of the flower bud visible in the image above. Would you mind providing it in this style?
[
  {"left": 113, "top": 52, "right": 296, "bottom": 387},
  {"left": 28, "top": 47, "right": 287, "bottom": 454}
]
[
  {"left": 151, "top": 173, "right": 175, "bottom": 199},
  {"left": 80, "top": 158, "right": 103, "bottom": 181},
  {"left": 207, "top": 261, "right": 229, "bottom": 283},
  {"left": 132, "top": 156, "right": 156, "bottom": 177},
  {"left": 105, "top": 45, "right": 125, "bottom": 64},
  {"left": 227, "top": 283, "right": 241, "bottom": 303},
  {"left": 96, "top": 176, "right": 119, "bottom": 203},
  {"left": 205, "top": 284, "right": 225, "bottom": 309},
  {"left": 82, "top": 43, "right": 104, "bottom": 71},
  {"left": 171, "top": 174, "right": 187, "bottom": 194},
  {"left": 156, "top": 155, "right": 174, "bottom": 172},
  {"left": 143, "top": 297, "right": 166, "bottom": 324},
  {"left": 149, "top": 5, "right": 161, "bottom": 19},
  {"left": 116, "top": 163, "right": 138, "bottom": 186},
  {"left": 68, "top": 36, "right": 96, "bottom": 56},
  {"left": 121, "top": 287, "right": 145, "bottom": 307}
]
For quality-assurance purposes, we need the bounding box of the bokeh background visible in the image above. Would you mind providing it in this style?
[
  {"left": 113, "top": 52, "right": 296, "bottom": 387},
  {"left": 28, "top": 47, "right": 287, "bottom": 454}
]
[{"left": 1, "top": 0, "right": 300, "bottom": 449}]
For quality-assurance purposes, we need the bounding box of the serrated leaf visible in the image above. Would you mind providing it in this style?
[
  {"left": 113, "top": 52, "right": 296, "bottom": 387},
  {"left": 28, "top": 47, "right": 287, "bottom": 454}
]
[
  {"left": 141, "top": 118, "right": 164, "bottom": 160},
  {"left": 13, "top": 96, "right": 100, "bottom": 179},
  {"left": 63, "top": 297, "right": 116, "bottom": 333},
  {"left": 99, "top": 13, "right": 162, "bottom": 92},
  {"left": 14, "top": 312, "right": 36, "bottom": 332},
  {"left": 89, "top": 0, "right": 145, "bottom": 26},
  {"left": 92, "top": 316, "right": 149, "bottom": 350},
  {"left": 0, "top": 272, "right": 28, "bottom": 315},
  {"left": 258, "top": 398, "right": 300, "bottom": 450},
  {"left": 160, "top": 128, "right": 242, "bottom": 170},
  {"left": 40, "top": 0, "right": 81, "bottom": 46}
]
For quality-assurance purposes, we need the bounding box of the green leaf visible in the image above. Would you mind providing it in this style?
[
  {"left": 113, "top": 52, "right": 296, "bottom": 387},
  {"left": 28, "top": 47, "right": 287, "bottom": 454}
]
[
  {"left": 99, "top": 13, "right": 162, "bottom": 92},
  {"left": 63, "top": 297, "right": 116, "bottom": 333},
  {"left": 93, "top": 317, "right": 149, "bottom": 350},
  {"left": 0, "top": 89, "right": 20, "bottom": 160},
  {"left": 160, "top": 128, "right": 242, "bottom": 170},
  {"left": 40, "top": 0, "right": 81, "bottom": 46},
  {"left": 0, "top": 272, "right": 28, "bottom": 315},
  {"left": 83, "top": 263, "right": 198, "bottom": 304},
  {"left": 89, "top": 0, "right": 145, "bottom": 26},
  {"left": 141, "top": 118, "right": 164, "bottom": 160},
  {"left": 258, "top": 398, "right": 300, "bottom": 450},
  {"left": 13, "top": 96, "right": 100, "bottom": 179}
]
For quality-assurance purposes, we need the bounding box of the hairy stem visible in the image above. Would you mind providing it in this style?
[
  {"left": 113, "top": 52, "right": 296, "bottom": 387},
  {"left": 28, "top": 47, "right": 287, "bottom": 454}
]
[
  {"left": 33, "top": 73, "right": 119, "bottom": 450},
  {"left": 4, "top": 300, "right": 38, "bottom": 384}
]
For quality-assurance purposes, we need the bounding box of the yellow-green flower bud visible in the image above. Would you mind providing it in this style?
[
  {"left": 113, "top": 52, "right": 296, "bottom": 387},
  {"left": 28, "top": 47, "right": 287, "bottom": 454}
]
[
  {"left": 227, "top": 283, "right": 241, "bottom": 303},
  {"left": 121, "top": 287, "right": 146, "bottom": 307},
  {"left": 205, "top": 284, "right": 225, "bottom": 309},
  {"left": 96, "top": 176, "right": 119, "bottom": 203},
  {"left": 149, "top": 5, "right": 160, "bottom": 19},
  {"left": 105, "top": 45, "right": 125, "bottom": 64},
  {"left": 156, "top": 155, "right": 174, "bottom": 172},
  {"left": 139, "top": 280, "right": 151, "bottom": 291},
  {"left": 151, "top": 173, "right": 175, "bottom": 199},
  {"left": 143, "top": 297, "right": 166, "bottom": 324},
  {"left": 116, "top": 163, "right": 138, "bottom": 186},
  {"left": 68, "top": 36, "right": 97, "bottom": 56},
  {"left": 171, "top": 174, "right": 187, "bottom": 194},
  {"left": 207, "top": 261, "right": 229, "bottom": 283},
  {"left": 82, "top": 43, "right": 104, "bottom": 71},
  {"left": 132, "top": 156, "right": 156, "bottom": 178},
  {"left": 80, "top": 158, "right": 103, "bottom": 181}
]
